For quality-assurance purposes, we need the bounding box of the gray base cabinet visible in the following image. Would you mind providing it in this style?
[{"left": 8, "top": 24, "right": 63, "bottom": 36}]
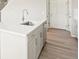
[{"left": 28, "top": 23, "right": 47, "bottom": 59}]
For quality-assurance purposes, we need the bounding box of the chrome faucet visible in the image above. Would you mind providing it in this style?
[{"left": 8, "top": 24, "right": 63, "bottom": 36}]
[{"left": 22, "top": 9, "right": 28, "bottom": 22}]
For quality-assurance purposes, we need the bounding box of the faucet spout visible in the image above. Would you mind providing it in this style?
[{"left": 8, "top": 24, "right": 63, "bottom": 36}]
[{"left": 22, "top": 9, "right": 28, "bottom": 22}]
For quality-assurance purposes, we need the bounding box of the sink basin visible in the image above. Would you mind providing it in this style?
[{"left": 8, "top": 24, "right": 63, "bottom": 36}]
[{"left": 21, "top": 21, "right": 34, "bottom": 26}]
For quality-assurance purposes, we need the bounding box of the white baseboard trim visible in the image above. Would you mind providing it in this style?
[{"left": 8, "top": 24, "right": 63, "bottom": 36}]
[
  {"left": 71, "top": 33, "right": 77, "bottom": 38},
  {"left": 48, "top": 27, "right": 68, "bottom": 31}
]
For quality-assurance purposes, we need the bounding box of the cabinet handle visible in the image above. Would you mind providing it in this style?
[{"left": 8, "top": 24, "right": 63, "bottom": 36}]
[
  {"left": 31, "top": 34, "right": 35, "bottom": 38},
  {"left": 40, "top": 32, "right": 43, "bottom": 38},
  {"left": 35, "top": 39, "right": 37, "bottom": 45}
]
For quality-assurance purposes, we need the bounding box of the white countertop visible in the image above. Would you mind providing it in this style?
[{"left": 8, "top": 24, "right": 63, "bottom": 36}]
[{"left": 0, "top": 19, "right": 47, "bottom": 36}]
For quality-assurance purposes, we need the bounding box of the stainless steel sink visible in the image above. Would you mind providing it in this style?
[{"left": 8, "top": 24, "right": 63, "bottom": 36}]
[{"left": 21, "top": 21, "right": 34, "bottom": 26}]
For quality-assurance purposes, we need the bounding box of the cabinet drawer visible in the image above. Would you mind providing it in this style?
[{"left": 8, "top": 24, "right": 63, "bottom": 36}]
[
  {"left": 28, "top": 24, "right": 43, "bottom": 41},
  {"left": 28, "top": 30, "right": 37, "bottom": 42}
]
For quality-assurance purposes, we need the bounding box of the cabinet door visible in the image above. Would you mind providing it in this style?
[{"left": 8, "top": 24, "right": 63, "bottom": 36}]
[
  {"left": 43, "top": 23, "right": 47, "bottom": 44},
  {"left": 35, "top": 34, "right": 40, "bottom": 59},
  {"left": 28, "top": 29, "right": 40, "bottom": 59},
  {"left": 39, "top": 30, "right": 43, "bottom": 49},
  {"left": 28, "top": 38, "right": 36, "bottom": 59},
  {"left": 35, "top": 25, "right": 43, "bottom": 59}
]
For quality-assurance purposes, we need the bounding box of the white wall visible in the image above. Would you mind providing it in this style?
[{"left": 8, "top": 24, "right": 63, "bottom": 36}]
[
  {"left": 71, "top": 0, "right": 78, "bottom": 37},
  {"left": 72, "top": 0, "right": 78, "bottom": 9},
  {"left": 1, "top": 0, "right": 46, "bottom": 25},
  {"left": 46, "top": 0, "right": 50, "bottom": 27}
]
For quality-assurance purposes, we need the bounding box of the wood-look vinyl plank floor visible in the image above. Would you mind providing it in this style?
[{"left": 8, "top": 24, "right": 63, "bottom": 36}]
[{"left": 39, "top": 28, "right": 78, "bottom": 59}]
